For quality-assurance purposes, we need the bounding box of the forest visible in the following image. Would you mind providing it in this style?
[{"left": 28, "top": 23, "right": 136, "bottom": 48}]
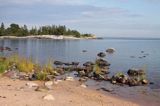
[{"left": 0, "top": 23, "right": 93, "bottom": 38}]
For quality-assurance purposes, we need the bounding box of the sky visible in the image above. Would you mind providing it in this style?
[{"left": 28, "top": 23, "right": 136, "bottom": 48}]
[{"left": 0, "top": 0, "right": 160, "bottom": 37}]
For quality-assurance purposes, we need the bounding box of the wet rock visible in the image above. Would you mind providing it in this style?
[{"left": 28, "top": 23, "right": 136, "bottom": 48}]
[
  {"left": 149, "top": 82, "right": 154, "bottom": 85},
  {"left": 106, "top": 48, "right": 115, "bottom": 53},
  {"left": 82, "top": 50, "right": 87, "bottom": 52},
  {"left": 54, "top": 61, "right": 63, "bottom": 66},
  {"left": 127, "top": 68, "right": 145, "bottom": 76},
  {"left": 26, "top": 82, "right": 39, "bottom": 88},
  {"left": 111, "top": 73, "right": 128, "bottom": 85},
  {"left": 83, "top": 61, "right": 94, "bottom": 67},
  {"left": 96, "top": 59, "right": 110, "bottom": 67},
  {"left": 128, "top": 78, "right": 139, "bottom": 86},
  {"left": 43, "top": 94, "right": 55, "bottom": 101},
  {"left": 78, "top": 70, "right": 86, "bottom": 77},
  {"left": 63, "top": 62, "right": 72, "bottom": 66},
  {"left": 127, "top": 69, "right": 138, "bottom": 76},
  {"left": 29, "top": 73, "right": 37, "bottom": 81},
  {"left": 97, "top": 52, "right": 106, "bottom": 58},
  {"left": 64, "top": 62, "right": 79, "bottom": 66},
  {"left": 71, "top": 62, "right": 79, "bottom": 66},
  {"left": 93, "top": 72, "right": 105, "bottom": 80},
  {"left": 5, "top": 47, "right": 12, "bottom": 51},
  {"left": 100, "top": 87, "right": 114, "bottom": 92}
]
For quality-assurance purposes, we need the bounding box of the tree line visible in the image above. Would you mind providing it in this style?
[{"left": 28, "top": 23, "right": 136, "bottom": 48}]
[{"left": 0, "top": 23, "right": 93, "bottom": 38}]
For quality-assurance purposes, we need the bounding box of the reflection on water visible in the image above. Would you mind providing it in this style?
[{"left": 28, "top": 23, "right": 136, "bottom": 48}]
[{"left": 0, "top": 38, "right": 160, "bottom": 89}]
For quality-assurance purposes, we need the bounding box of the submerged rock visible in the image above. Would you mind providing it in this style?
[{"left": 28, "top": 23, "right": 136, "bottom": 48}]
[
  {"left": 82, "top": 50, "right": 87, "bottom": 52},
  {"left": 106, "top": 48, "right": 115, "bottom": 53}
]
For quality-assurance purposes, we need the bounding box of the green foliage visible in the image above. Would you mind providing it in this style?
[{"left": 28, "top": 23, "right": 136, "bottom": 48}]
[
  {"left": 0, "top": 22, "right": 93, "bottom": 37},
  {"left": 115, "top": 72, "right": 124, "bottom": 77},
  {"left": 93, "top": 63, "right": 101, "bottom": 74},
  {"left": 0, "top": 57, "right": 9, "bottom": 73},
  {"left": 16, "top": 57, "right": 34, "bottom": 73},
  {"left": 0, "top": 23, "right": 5, "bottom": 36},
  {"left": 36, "top": 71, "right": 48, "bottom": 81}
]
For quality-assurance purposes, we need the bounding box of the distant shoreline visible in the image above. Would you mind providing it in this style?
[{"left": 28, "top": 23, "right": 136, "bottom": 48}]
[{"left": 0, "top": 35, "right": 97, "bottom": 40}]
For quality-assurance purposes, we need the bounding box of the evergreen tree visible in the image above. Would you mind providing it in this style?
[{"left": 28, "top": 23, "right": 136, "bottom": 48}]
[
  {"left": 0, "top": 22, "right": 5, "bottom": 36},
  {"left": 0, "top": 23, "right": 93, "bottom": 37}
]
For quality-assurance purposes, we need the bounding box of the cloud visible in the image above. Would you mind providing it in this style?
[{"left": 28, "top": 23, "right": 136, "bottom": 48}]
[{"left": 0, "top": 0, "right": 86, "bottom": 5}]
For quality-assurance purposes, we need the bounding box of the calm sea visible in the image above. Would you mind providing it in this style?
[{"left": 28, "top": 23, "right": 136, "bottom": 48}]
[{"left": 0, "top": 38, "right": 160, "bottom": 89}]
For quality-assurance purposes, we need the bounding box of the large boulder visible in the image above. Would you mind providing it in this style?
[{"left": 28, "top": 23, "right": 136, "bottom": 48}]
[
  {"left": 96, "top": 59, "right": 110, "bottom": 67},
  {"left": 128, "top": 78, "right": 139, "bottom": 86},
  {"left": 127, "top": 68, "right": 145, "bottom": 76}
]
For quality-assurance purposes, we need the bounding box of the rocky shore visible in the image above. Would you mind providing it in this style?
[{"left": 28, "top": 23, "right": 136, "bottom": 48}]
[
  {"left": 0, "top": 46, "right": 160, "bottom": 106},
  {"left": 0, "top": 35, "right": 97, "bottom": 40}
]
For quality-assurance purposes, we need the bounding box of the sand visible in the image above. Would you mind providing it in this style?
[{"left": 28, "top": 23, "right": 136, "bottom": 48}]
[{"left": 0, "top": 77, "right": 139, "bottom": 106}]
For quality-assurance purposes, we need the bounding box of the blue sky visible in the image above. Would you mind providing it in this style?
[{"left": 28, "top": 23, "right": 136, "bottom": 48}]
[{"left": 0, "top": 0, "right": 160, "bottom": 37}]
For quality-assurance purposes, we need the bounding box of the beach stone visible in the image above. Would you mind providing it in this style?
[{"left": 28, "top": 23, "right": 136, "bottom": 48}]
[
  {"left": 65, "top": 76, "right": 74, "bottom": 81},
  {"left": 53, "top": 79, "right": 62, "bottom": 85},
  {"left": 3, "top": 70, "right": 19, "bottom": 79},
  {"left": 80, "top": 84, "right": 87, "bottom": 88},
  {"left": 26, "top": 82, "right": 39, "bottom": 88},
  {"left": 142, "top": 79, "right": 148, "bottom": 84},
  {"left": 43, "top": 94, "right": 55, "bottom": 101},
  {"left": 44, "top": 81, "right": 53, "bottom": 89}
]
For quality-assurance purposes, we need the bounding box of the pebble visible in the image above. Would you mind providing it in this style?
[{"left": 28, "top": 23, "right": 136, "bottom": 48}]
[
  {"left": 65, "top": 77, "right": 74, "bottom": 81},
  {"left": 44, "top": 81, "right": 53, "bottom": 89},
  {"left": 43, "top": 94, "right": 55, "bottom": 101},
  {"left": 26, "top": 82, "right": 39, "bottom": 88},
  {"left": 80, "top": 84, "right": 87, "bottom": 88}
]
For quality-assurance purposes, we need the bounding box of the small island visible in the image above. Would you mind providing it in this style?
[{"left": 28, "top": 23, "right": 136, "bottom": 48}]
[{"left": 0, "top": 23, "right": 96, "bottom": 39}]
